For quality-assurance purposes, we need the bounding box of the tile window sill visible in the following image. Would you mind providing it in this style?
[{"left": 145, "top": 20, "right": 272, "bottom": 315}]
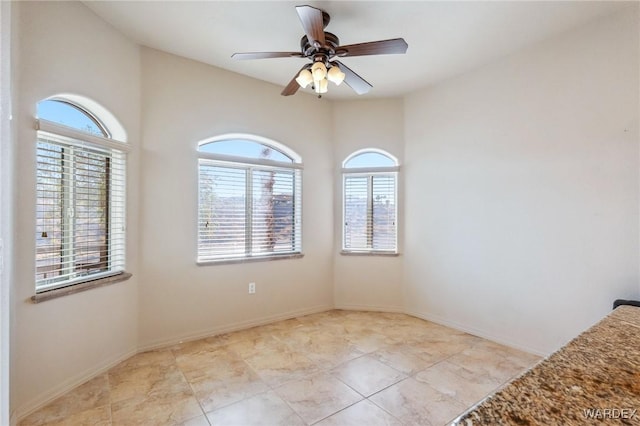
[
  {"left": 197, "top": 253, "right": 304, "bottom": 266},
  {"left": 31, "top": 272, "right": 132, "bottom": 304},
  {"left": 340, "top": 251, "right": 400, "bottom": 257}
]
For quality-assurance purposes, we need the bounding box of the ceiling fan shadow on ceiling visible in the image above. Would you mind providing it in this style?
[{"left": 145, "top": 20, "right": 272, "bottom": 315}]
[{"left": 231, "top": 5, "right": 408, "bottom": 98}]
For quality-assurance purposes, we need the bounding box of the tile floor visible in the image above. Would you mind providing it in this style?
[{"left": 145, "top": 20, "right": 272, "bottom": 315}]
[{"left": 19, "top": 310, "right": 540, "bottom": 426}]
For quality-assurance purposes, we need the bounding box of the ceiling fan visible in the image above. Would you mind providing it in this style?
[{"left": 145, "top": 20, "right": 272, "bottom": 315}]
[{"left": 231, "top": 5, "right": 408, "bottom": 97}]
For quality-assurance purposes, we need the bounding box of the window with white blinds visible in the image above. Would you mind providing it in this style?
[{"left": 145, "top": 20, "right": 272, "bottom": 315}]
[
  {"left": 35, "top": 99, "right": 127, "bottom": 292},
  {"left": 343, "top": 150, "right": 398, "bottom": 253},
  {"left": 197, "top": 136, "right": 302, "bottom": 263}
]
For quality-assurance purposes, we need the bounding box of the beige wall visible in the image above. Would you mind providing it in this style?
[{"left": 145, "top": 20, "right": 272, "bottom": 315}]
[
  {"left": 1, "top": 1, "right": 13, "bottom": 423},
  {"left": 12, "top": 1, "right": 141, "bottom": 417},
  {"left": 8, "top": 1, "right": 640, "bottom": 420},
  {"left": 137, "top": 48, "right": 334, "bottom": 349},
  {"left": 404, "top": 7, "right": 639, "bottom": 355},
  {"left": 332, "top": 100, "right": 404, "bottom": 312}
]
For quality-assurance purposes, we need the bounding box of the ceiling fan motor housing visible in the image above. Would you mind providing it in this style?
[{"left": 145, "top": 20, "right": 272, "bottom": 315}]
[{"left": 300, "top": 32, "right": 341, "bottom": 60}]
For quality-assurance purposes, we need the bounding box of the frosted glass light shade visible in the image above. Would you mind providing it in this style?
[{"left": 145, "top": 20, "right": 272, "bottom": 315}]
[
  {"left": 311, "top": 62, "right": 327, "bottom": 81},
  {"left": 295, "top": 69, "right": 313, "bottom": 88},
  {"left": 318, "top": 78, "right": 328, "bottom": 93},
  {"left": 327, "top": 65, "right": 346, "bottom": 85}
]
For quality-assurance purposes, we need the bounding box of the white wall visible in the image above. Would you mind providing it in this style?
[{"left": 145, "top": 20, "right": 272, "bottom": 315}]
[
  {"left": 12, "top": 2, "right": 141, "bottom": 417},
  {"left": 332, "top": 100, "right": 405, "bottom": 312},
  {"left": 404, "top": 7, "right": 639, "bottom": 355},
  {"left": 137, "top": 48, "right": 334, "bottom": 349}
]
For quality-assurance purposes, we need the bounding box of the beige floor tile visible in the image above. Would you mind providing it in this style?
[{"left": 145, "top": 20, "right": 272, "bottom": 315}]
[
  {"left": 369, "top": 377, "right": 467, "bottom": 426},
  {"left": 180, "top": 414, "right": 210, "bottom": 426},
  {"left": 24, "top": 405, "right": 111, "bottom": 426},
  {"left": 175, "top": 346, "right": 243, "bottom": 382},
  {"left": 244, "top": 345, "right": 320, "bottom": 386},
  {"left": 411, "top": 332, "right": 482, "bottom": 358},
  {"left": 189, "top": 360, "right": 269, "bottom": 412},
  {"left": 109, "top": 363, "right": 192, "bottom": 404},
  {"left": 225, "top": 335, "right": 285, "bottom": 359},
  {"left": 286, "top": 330, "right": 364, "bottom": 369},
  {"left": 315, "top": 399, "right": 402, "bottom": 426},
  {"left": 446, "top": 345, "right": 530, "bottom": 384},
  {"left": 331, "top": 355, "right": 406, "bottom": 397},
  {"left": 206, "top": 390, "right": 305, "bottom": 426},
  {"left": 111, "top": 389, "right": 203, "bottom": 426},
  {"left": 370, "top": 343, "right": 446, "bottom": 375},
  {"left": 414, "top": 360, "right": 501, "bottom": 406},
  {"left": 473, "top": 339, "right": 541, "bottom": 369},
  {"left": 274, "top": 372, "right": 363, "bottom": 424},
  {"left": 343, "top": 329, "right": 397, "bottom": 353},
  {"left": 19, "top": 374, "right": 110, "bottom": 426},
  {"left": 111, "top": 350, "right": 176, "bottom": 374}
]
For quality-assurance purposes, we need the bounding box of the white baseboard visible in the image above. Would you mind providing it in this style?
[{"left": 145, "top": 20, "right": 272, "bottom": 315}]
[
  {"left": 333, "top": 303, "right": 405, "bottom": 314},
  {"left": 137, "top": 304, "right": 334, "bottom": 352},
  {"left": 404, "top": 309, "right": 548, "bottom": 357},
  {"left": 16, "top": 347, "right": 138, "bottom": 421}
]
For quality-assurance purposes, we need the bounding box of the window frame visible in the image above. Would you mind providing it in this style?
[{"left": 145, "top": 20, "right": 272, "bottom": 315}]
[
  {"left": 342, "top": 149, "right": 399, "bottom": 255},
  {"left": 34, "top": 104, "right": 130, "bottom": 297},
  {"left": 197, "top": 134, "right": 303, "bottom": 265}
]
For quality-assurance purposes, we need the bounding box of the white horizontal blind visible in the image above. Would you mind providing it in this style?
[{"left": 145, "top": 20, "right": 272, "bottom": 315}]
[
  {"left": 344, "top": 176, "right": 369, "bottom": 250},
  {"left": 251, "top": 169, "right": 301, "bottom": 255},
  {"left": 372, "top": 174, "right": 396, "bottom": 250},
  {"left": 35, "top": 134, "right": 126, "bottom": 291},
  {"left": 198, "top": 160, "right": 301, "bottom": 261},
  {"left": 344, "top": 173, "right": 396, "bottom": 252},
  {"left": 198, "top": 165, "right": 247, "bottom": 259}
]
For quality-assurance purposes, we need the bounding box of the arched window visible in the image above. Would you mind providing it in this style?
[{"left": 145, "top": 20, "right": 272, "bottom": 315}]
[
  {"left": 197, "top": 134, "right": 302, "bottom": 263},
  {"left": 35, "top": 97, "right": 128, "bottom": 293},
  {"left": 342, "top": 149, "right": 398, "bottom": 254}
]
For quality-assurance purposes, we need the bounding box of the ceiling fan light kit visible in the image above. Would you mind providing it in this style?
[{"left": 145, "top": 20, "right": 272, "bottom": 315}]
[{"left": 232, "top": 5, "right": 408, "bottom": 98}]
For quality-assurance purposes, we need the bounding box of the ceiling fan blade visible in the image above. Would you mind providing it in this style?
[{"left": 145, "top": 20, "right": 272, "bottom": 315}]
[
  {"left": 333, "top": 61, "right": 372, "bottom": 95},
  {"left": 232, "top": 52, "right": 304, "bottom": 60},
  {"left": 281, "top": 65, "right": 308, "bottom": 96},
  {"left": 338, "top": 38, "right": 408, "bottom": 57},
  {"left": 296, "top": 5, "right": 325, "bottom": 47}
]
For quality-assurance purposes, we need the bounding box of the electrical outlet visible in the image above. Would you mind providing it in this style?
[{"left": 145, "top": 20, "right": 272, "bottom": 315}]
[{"left": 248, "top": 282, "right": 256, "bottom": 294}]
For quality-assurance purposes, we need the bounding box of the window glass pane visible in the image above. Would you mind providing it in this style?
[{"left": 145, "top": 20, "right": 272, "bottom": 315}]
[
  {"left": 200, "top": 140, "right": 292, "bottom": 163},
  {"left": 372, "top": 175, "right": 396, "bottom": 250},
  {"left": 73, "top": 149, "right": 109, "bottom": 275},
  {"left": 36, "top": 142, "right": 64, "bottom": 283},
  {"left": 198, "top": 164, "right": 247, "bottom": 259},
  {"left": 252, "top": 169, "right": 296, "bottom": 255},
  {"left": 37, "top": 100, "right": 106, "bottom": 137},
  {"left": 345, "top": 152, "right": 395, "bottom": 168},
  {"left": 35, "top": 138, "right": 125, "bottom": 291},
  {"left": 344, "top": 176, "right": 369, "bottom": 250}
]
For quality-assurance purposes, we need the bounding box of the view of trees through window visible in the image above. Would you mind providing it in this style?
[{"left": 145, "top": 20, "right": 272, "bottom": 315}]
[{"left": 198, "top": 139, "right": 301, "bottom": 261}]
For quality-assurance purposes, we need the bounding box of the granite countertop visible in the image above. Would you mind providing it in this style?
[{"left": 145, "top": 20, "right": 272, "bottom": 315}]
[{"left": 453, "top": 306, "right": 640, "bottom": 425}]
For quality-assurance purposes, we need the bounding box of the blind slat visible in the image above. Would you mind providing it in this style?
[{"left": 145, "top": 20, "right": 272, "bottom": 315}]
[
  {"left": 36, "top": 136, "right": 126, "bottom": 291},
  {"left": 343, "top": 173, "right": 397, "bottom": 252}
]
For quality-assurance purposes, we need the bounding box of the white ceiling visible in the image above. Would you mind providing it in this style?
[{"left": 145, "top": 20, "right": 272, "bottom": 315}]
[{"left": 85, "top": 1, "right": 626, "bottom": 100}]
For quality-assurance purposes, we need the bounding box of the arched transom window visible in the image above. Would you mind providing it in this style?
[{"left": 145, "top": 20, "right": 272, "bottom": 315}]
[
  {"left": 197, "top": 134, "right": 302, "bottom": 263},
  {"left": 342, "top": 149, "right": 398, "bottom": 254}
]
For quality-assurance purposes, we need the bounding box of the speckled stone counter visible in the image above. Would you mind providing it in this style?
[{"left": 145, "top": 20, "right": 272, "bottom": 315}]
[{"left": 453, "top": 306, "right": 640, "bottom": 425}]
